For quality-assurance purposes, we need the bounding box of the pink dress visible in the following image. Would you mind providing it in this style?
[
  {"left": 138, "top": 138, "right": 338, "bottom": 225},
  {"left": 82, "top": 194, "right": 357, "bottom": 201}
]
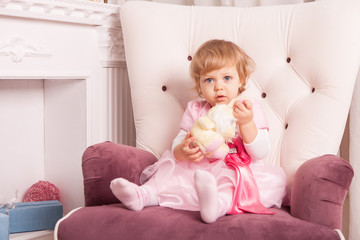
[{"left": 140, "top": 100, "right": 287, "bottom": 212}]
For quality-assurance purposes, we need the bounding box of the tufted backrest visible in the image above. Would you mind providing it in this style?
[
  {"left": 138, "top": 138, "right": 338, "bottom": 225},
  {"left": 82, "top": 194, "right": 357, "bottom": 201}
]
[{"left": 120, "top": 1, "right": 360, "bottom": 185}]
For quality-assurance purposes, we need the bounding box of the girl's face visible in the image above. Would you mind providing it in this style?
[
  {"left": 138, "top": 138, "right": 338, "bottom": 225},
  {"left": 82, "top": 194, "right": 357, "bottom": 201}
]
[{"left": 199, "top": 65, "right": 242, "bottom": 107}]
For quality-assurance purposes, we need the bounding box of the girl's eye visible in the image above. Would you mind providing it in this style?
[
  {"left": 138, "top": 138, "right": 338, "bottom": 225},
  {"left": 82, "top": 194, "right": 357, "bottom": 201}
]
[
  {"left": 205, "top": 78, "right": 213, "bottom": 83},
  {"left": 224, "top": 76, "right": 231, "bottom": 81}
]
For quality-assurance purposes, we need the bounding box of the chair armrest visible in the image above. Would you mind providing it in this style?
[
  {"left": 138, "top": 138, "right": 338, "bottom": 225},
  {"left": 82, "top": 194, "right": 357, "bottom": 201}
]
[
  {"left": 290, "top": 154, "right": 353, "bottom": 230},
  {"left": 82, "top": 141, "right": 157, "bottom": 206}
]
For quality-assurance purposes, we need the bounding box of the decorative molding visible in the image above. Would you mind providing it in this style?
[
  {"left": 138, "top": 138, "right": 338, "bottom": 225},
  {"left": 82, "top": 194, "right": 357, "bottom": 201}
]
[
  {"left": 95, "top": 26, "right": 125, "bottom": 67},
  {"left": 0, "top": 0, "right": 121, "bottom": 27},
  {"left": 0, "top": 73, "right": 89, "bottom": 80},
  {"left": 0, "top": 37, "right": 52, "bottom": 63}
]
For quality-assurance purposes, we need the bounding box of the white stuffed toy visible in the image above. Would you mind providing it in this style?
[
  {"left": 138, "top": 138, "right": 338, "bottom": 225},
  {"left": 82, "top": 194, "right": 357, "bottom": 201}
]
[{"left": 190, "top": 98, "right": 244, "bottom": 160}]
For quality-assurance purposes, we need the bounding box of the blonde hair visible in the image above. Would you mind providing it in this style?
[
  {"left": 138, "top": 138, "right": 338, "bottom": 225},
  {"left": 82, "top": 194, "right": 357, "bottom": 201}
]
[{"left": 190, "top": 39, "right": 255, "bottom": 97}]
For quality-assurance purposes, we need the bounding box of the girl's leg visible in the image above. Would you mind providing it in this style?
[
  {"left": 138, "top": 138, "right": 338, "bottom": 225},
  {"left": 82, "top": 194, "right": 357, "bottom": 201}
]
[
  {"left": 110, "top": 178, "right": 158, "bottom": 211},
  {"left": 194, "top": 170, "right": 230, "bottom": 223}
]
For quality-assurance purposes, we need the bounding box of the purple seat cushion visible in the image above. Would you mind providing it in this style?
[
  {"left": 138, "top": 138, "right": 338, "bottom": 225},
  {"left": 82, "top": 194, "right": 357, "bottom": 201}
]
[{"left": 57, "top": 204, "right": 340, "bottom": 240}]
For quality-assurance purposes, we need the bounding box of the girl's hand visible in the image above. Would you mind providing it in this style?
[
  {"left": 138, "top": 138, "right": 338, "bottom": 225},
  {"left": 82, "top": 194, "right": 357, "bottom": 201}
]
[
  {"left": 173, "top": 132, "right": 204, "bottom": 162},
  {"left": 233, "top": 100, "right": 254, "bottom": 127},
  {"left": 233, "top": 100, "right": 258, "bottom": 144}
]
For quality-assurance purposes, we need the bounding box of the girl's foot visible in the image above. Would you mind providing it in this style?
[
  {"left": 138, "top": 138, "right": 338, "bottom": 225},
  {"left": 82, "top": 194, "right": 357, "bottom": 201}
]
[
  {"left": 110, "top": 178, "right": 146, "bottom": 211},
  {"left": 194, "top": 170, "right": 221, "bottom": 223}
]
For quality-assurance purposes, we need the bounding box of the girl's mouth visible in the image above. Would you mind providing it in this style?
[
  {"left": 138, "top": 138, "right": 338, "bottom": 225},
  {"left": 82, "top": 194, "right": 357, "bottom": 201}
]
[{"left": 216, "top": 95, "right": 227, "bottom": 102}]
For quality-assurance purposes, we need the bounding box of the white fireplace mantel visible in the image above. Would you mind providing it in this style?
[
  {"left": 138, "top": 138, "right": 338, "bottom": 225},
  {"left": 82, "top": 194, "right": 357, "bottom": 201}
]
[
  {"left": 0, "top": 0, "right": 125, "bottom": 67},
  {"left": 0, "top": 0, "right": 133, "bottom": 215}
]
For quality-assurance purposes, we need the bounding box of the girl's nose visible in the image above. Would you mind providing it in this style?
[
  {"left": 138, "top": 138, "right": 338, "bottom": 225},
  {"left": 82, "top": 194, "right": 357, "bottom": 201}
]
[{"left": 214, "top": 82, "right": 224, "bottom": 91}]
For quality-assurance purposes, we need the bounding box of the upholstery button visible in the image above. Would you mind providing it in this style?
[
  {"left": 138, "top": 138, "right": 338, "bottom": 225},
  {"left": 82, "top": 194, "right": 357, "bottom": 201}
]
[
  {"left": 285, "top": 123, "right": 289, "bottom": 129},
  {"left": 162, "top": 86, "right": 167, "bottom": 91},
  {"left": 261, "top": 92, "right": 266, "bottom": 98},
  {"left": 187, "top": 56, "right": 192, "bottom": 61},
  {"left": 312, "top": 88, "right": 315, "bottom": 93},
  {"left": 286, "top": 57, "right": 291, "bottom": 63}
]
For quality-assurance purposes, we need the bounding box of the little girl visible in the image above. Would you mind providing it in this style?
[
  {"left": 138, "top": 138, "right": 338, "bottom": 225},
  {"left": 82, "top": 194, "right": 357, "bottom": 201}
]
[{"left": 110, "top": 39, "right": 287, "bottom": 223}]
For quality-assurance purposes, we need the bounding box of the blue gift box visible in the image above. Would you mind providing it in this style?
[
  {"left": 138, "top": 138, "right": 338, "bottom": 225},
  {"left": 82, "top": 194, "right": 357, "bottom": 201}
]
[
  {"left": 0, "top": 200, "right": 63, "bottom": 233},
  {"left": 0, "top": 213, "right": 9, "bottom": 240}
]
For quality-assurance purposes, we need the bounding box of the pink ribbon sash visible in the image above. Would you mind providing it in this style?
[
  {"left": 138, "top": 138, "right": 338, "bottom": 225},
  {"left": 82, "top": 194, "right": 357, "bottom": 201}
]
[{"left": 225, "top": 139, "right": 275, "bottom": 215}]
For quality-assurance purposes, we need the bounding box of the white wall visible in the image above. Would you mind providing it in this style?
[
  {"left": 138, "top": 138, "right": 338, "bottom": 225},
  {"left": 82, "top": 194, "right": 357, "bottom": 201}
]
[
  {"left": 0, "top": 79, "right": 45, "bottom": 203},
  {"left": 0, "top": 79, "right": 87, "bottom": 214},
  {"left": 44, "top": 79, "right": 87, "bottom": 214}
]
